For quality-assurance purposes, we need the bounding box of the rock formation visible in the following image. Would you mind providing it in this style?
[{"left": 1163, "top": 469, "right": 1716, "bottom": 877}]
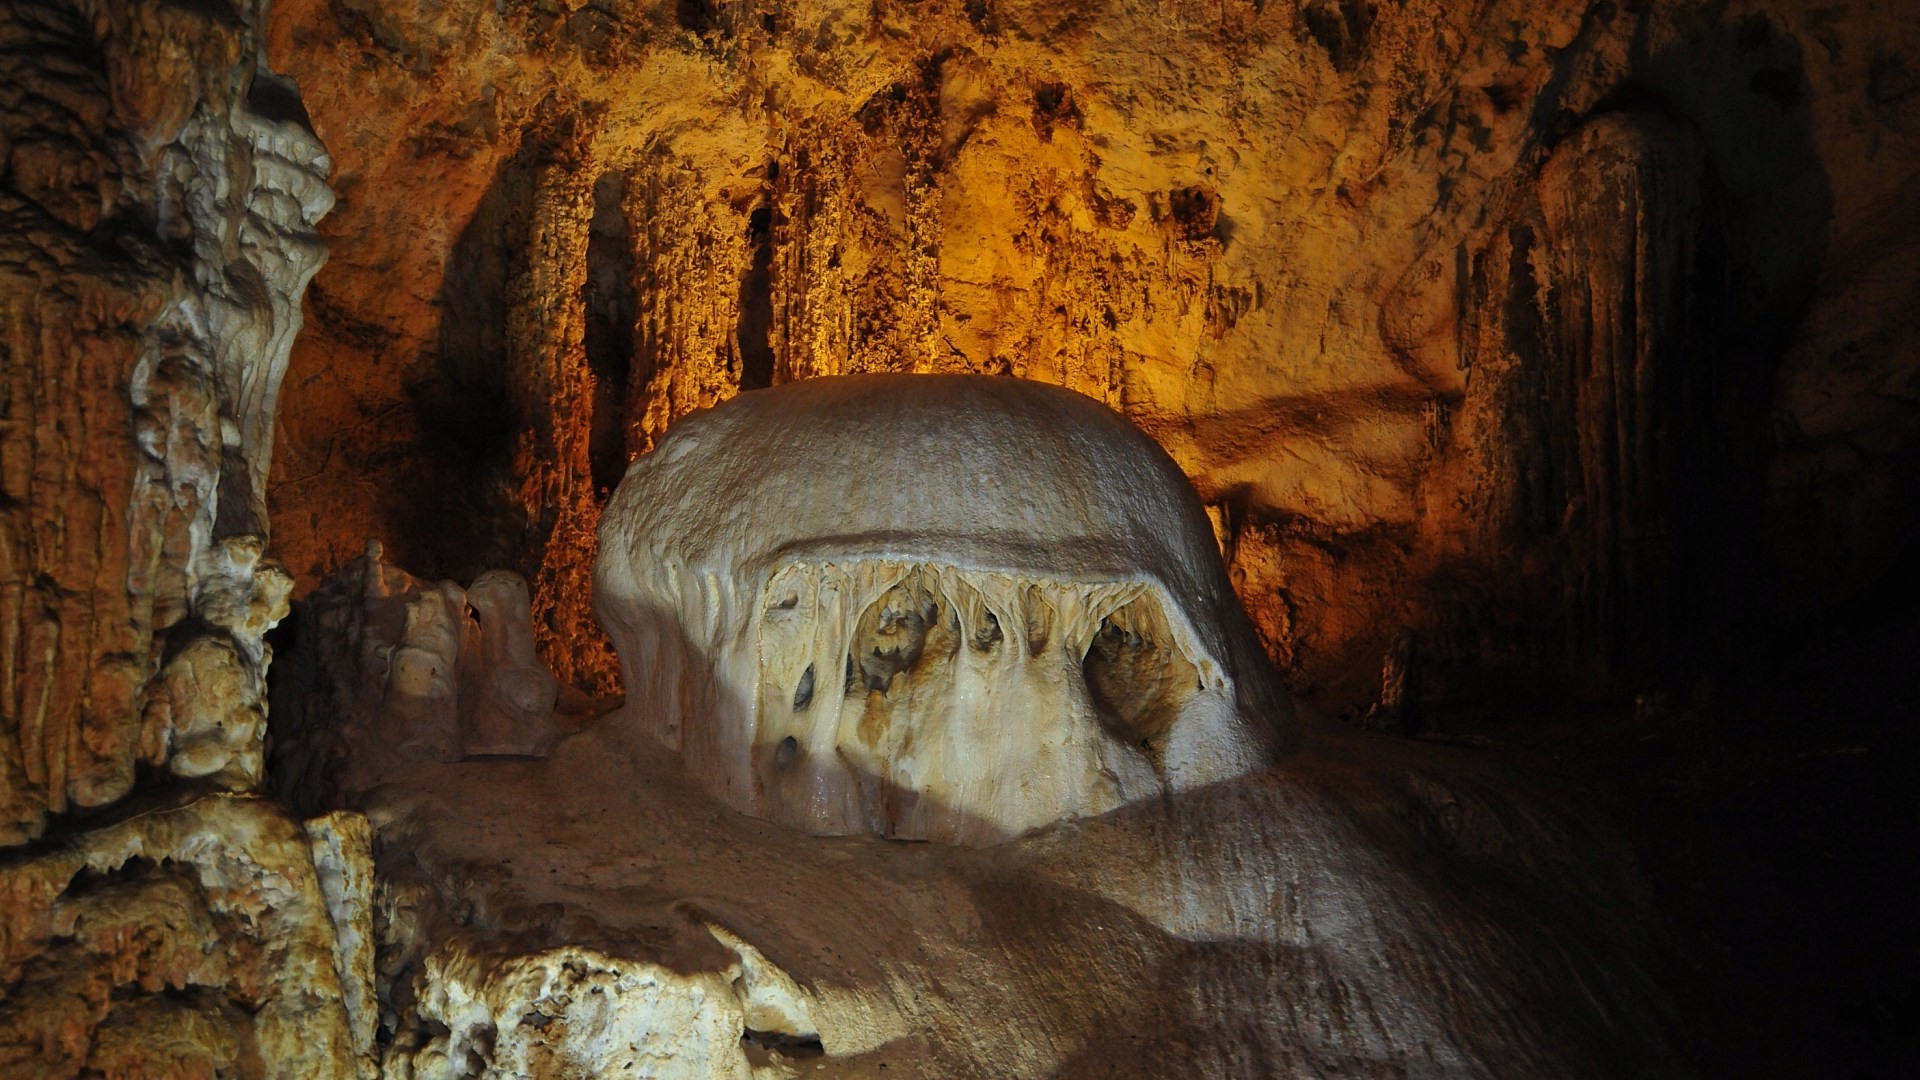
[
  {"left": 260, "top": 0, "right": 1919, "bottom": 710},
  {"left": 2, "top": 0, "right": 1916, "bottom": 1074},
  {"left": 1, "top": 0, "right": 331, "bottom": 842},
  {"left": 596, "top": 375, "right": 1283, "bottom": 843},
  {"left": 268, "top": 546, "right": 571, "bottom": 813},
  {"left": 0, "top": 797, "right": 374, "bottom": 1078},
  {"left": 0, "top": 0, "right": 367, "bottom": 1071},
  {"left": 462, "top": 570, "right": 561, "bottom": 757},
  {"left": 243, "top": 383, "right": 1668, "bottom": 1077}
]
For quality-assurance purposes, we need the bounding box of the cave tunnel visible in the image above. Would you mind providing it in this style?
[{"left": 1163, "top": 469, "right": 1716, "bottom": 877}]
[{"left": 1, "top": 0, "right": 1917, "bottom": 1076}]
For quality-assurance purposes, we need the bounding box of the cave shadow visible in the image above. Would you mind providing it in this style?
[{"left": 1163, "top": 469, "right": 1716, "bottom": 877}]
[
  {"left": 388, "top": 142, "right": 539, "bottom": 587},
  {"left": 293, "top": 589, "right": 1674, "bottom": 1075},
  {"left": 1425, "top": 8, "right": 1834, "bottom": 710}
]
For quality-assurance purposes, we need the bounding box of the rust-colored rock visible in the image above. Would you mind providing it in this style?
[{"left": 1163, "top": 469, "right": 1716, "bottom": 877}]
[{"left": 0, "top": 795, "right": 370, "bottom": 1078}]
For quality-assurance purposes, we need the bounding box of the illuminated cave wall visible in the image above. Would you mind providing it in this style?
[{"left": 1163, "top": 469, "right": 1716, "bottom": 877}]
[
  {"left": 264, "top": 0, "right": 1920, "bottom": 705},
  {"left": 1, "top": 0, "right": 331, "bottom": 841}
]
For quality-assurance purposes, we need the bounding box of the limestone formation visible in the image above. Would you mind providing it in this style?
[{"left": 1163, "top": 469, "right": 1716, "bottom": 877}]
[
  {"left": 1, "top": 0, "right": 1914, "bottom": 1074},
  {"left": 462, "top": 570, "right": 560, "bottom": 758},
  {"left": 242, "top": 378, "right": 1671, "bottom": 1077},
  {"left": 386, "top": 574, "right": 469, "bottom": 763},
  {"left": 0, "top": 795, "right": 371, "bottom": 1079},
  {"left": 2, "top": 0, "right": 331, "bottom": 842},
  {"left": 286, "top": 662, "right": 1669, "bottom": 1078},
  {"left": 268, "top": 546, "right": 570, "bottom": 813},
  {"left": 262, "top": 0, "right": 1920, "bottom": 708},
  {"left": 595, "top": 375, "right": 1284, "bottom": 843}
]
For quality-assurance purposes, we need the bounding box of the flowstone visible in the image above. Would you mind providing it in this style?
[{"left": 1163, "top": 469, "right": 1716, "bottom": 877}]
[{"left": 595, "top": 374, "right": 1286, "bottom": 844}]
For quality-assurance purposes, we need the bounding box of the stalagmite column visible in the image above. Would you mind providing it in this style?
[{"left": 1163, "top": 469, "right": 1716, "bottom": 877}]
[
  {"left": 595, "top": 374, "right": 1286, "bottom": 845},
  {"left": 508, "top": 151, "right": 615, "bottom": 692},
  {"left": 1433, "top": 110, "right": 1711, "bottom": 688}
]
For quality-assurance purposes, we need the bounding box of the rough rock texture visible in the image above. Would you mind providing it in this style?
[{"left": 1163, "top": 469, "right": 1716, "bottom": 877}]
[
  {"left": 0, "top": 1, "right": 375, "bottom": 1074},
  {"left": 0, "top": 794, "right": 370, "bottom": 1078},
  {"left": 263, "top": 0, "right": 1920, "bottom": 706},
  {"left": 1, "top": 0, "right": 332, "bottom": 842},
  {"left": 281, "top": 683, "right": 1670, "bottom": 1078},
  {"left": 596, "top": 375, "right": 1282, "bottom": 843},
  {"left": 257, "top": 399, "right": 1668, "bottom": 1077}
]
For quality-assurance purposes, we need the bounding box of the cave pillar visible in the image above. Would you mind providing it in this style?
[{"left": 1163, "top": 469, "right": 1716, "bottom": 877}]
[
  {"left": 1434, "top": 110, "right": 1711, "bottom": 694},
  {"left": 769, "top": 138, "right": 857, "bottom": 385},
  {"left": 1534, "top": 113, "right": 1708, "bottom": 678},
  {"left": 623, "top": 161, "right": 753, "bottom": 453},
  {"left": 507, "top": 157, "right": 616, "bottom": 692}
]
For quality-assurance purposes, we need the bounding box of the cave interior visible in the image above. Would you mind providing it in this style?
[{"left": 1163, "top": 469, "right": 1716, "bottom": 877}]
[{"left": 1, "top": 0, "right": 1917, "bottom": 1076}]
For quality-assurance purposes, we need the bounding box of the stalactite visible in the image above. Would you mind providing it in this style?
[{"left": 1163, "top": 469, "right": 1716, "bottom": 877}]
[{"left": 624, "top": 156, "right": 754, "bottom": 452}]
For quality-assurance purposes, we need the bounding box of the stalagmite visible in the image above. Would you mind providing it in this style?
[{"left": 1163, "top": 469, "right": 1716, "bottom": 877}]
[
  {"left": 265, "top": 377, "right": 1673, "bottom": 1079},
  {"left": 462, "top": 570, "right": 560, "bottom": 757}
]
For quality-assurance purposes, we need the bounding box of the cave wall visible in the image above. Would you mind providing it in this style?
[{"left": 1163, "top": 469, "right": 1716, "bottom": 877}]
[
  {"left": 1, "top": 0, "right": 331, "bottom": 839},
  {"left": 0, "top": 0, "right": 369, "bottom": 1070},
  {"left": 264, "top": 0, "right": 1920, "bottom": 706},
  {"left": 0, "top": 0, "right": 1911, "bottom": 1073}
]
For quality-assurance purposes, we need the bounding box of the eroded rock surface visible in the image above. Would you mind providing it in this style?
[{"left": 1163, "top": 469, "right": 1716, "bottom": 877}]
[
  {"left": 263, "top": 0, "right": 1920, "bottom": 706},
  {"left": 0, "top": 795, "right": 372, "bottom": 1078},
  {"left": 296, "top": 694, "right": 1668, "bottom": 1079}
]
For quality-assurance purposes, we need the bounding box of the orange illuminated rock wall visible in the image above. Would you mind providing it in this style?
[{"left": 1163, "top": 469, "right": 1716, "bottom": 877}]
[{"left": 265, "top": 0, "right": 1920, "bottom": 703}]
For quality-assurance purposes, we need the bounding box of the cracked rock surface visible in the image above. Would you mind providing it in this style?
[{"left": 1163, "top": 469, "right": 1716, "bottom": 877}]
[{"left": 0, "top": 794, "right": 371, "bottom": 1078}]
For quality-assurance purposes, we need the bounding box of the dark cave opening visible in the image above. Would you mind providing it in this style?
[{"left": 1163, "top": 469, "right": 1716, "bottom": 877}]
[
  {"left": 584, "top": 170, "right": 637, "bottom": 497},
  {"left": 737, "top": 203, "right": 776, "bottom": 391}
]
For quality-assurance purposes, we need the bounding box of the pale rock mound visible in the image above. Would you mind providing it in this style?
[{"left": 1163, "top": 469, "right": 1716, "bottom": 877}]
[{"left": 595, "top": 374, "right": 1287, "bottom": 844}]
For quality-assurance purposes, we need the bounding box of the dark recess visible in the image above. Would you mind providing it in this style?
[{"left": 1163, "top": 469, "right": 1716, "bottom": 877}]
[
  {"left": 737, "top": 204, "right": 776, "bottom": 390},
  {"left": 401, "top": 131, "right": 540, "bottom": 584},
  {"left": 675, "top": 0, "right": 717, "bottom": 35},
  {"left": 583, "top": 171, "right": 637, "bottom": 496},
  {"left": 1301, "top": 0, "right": 1374, "bottom": 73}
]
